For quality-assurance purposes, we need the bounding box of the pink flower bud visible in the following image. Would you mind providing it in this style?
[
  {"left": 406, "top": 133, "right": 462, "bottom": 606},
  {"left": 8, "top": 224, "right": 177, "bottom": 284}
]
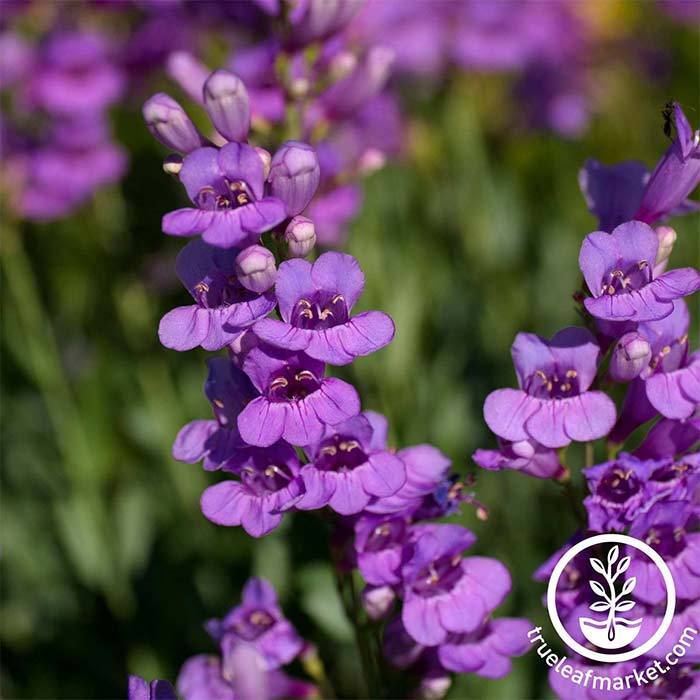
[
  {"left": 235, "top": 245, "right": 277, "bottom": 293},
  {"left": 284, "top": 216, "right": 316, "bottom": 257},
  {"left": 610, "top": 332, "right": 652, "bottom": 382}
]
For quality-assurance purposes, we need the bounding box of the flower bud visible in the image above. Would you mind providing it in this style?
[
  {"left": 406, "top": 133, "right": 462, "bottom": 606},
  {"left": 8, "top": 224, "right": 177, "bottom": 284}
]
[
  {"left": 255, "top": 147, "right": 271, "bottom": 179},
  {"left": 609, "top": 332, "right": 652, "bottom": 382},
  {"left": 362, "top": 585, "right": 395, "bottom": 621},
  {"left": 166, "top": 51, "right": 209, "bottom": 104},
  {"left": 203, "top": 69, "right": 250, "bottom": 142},
  {"left": 235, "top": 245, "right": 277, "bottom": 293},
  {"left": 654, "top": 225, "right": 677, "bottom": 275},
  {"left": 162, "top": 153, "right": 183, "bottom": 176},
  {"left": 417, "top": 675, "right": 451, "bottom": 700},
  {"left": 268, "top": 141, "right": 320, "bottom": 216},
  {"left": 284, "top": 216, "right": 316, "bottom": 257},
  {"left": 142, "top": 93, "right": 205, "bottom": 153}
]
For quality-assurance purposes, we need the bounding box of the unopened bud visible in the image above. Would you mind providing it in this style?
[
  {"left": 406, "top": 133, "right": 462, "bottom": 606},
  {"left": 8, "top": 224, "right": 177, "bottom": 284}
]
[
  {"left": 203, "top": 69, "right": 250, "bottom": 142},
  {"left": 362, "top": 585, "right": 395, "bottom": 621},
  {"left": 417, "top": 675, "right": 451, "bottom": 700},
  {"left": 268, "top": 141, "right": 320, "bottom": 216},
  {"left": 235, "top": 245, "right": 277, "bottom": 293},
  {"left": 255, "top": 147, "right": 272, "bottom": 179},
  {"left": 143, "top": 93, "right": 205, "bottom": 153},
  {"left": 166, "top": 51, "right": 209, "bottom": 104},
  {"left": 654, "top": 225, "right": 677, "bottom": 275},
  {"left": 610, "top": 332, "right": 652, "bottom": 382},
  {"left": 284, "top": 216, "right": 316, "bottom": 257},
  {"left": 162, "top": 153, "right": 183, "bottom": 176}
]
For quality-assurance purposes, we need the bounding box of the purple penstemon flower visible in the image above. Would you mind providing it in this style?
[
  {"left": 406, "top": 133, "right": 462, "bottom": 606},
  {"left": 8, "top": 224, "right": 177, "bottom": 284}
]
[
  {"left": 635, "top": 103, "right": 700, "bottom": 225},
  {"left": 205, "top": 577, "right": 304, "bottom": 669},
  {"left": 172, "top": 357, "right": 255, "bottom": 471},
  {"left": 128, "top": 675, "right": 176, "bottom": 700},
  {"left": 628, "top": 501, "right": 700, "bottom": 605},
  {"left": 254, "top": 251, "right": 395, "bottom": 365},
  {"left": 354, "top": 512, "right": 410, "bottom": 586},
  {"left": 236, "top": 344, "right": 360, "bottom": 447},
  {"left": 200, "top": 442, "right": 304, "bottom": 537},
  {"left": 296, "top": 411, "right": 406, "bottom": 515},
  {"left": 633, "top": 413, "right": 700, "bottom": 459},
  {"left": 159, "top": 239, "right": 276, "bottom": 351},
  {"left": 399, "top": 524, "right": 511, "bottom": 646},
  {"left": 483, "top": 327, "right": 616, "bottom": 449},
  {"left": 163, "top": 143, "right": 286, "bottom": 248},
  {"left": 579, "top": 220, "right": 700, "bottom": 323}
]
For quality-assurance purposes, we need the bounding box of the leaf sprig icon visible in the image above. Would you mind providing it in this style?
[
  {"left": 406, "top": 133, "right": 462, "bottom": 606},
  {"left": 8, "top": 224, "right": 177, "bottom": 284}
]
[{"left": 588, "top": 545, "right": 637, "bottom": 642}]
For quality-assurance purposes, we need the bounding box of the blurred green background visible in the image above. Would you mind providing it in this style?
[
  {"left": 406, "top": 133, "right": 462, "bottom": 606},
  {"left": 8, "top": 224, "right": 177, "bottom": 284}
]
[{"left": 1, "top": 4, "right": 699, "bottom": 699}]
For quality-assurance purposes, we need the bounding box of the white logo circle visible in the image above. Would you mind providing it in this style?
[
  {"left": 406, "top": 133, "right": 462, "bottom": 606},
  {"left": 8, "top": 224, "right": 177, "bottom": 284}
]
[{"left": 546, "top": 533, "right": 676, "bottom": 663}]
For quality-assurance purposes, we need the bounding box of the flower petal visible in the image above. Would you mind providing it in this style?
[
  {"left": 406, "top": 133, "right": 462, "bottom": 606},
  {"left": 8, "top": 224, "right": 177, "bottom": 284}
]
[
  {"left": 162, "top": 208, "right": 215, "bottom": 237},
  {"left": 483, "top": 389, "right": 539, "bottom": 442},
  {"left": 237, "top": 397, "right": 286, "bottom": 447}
]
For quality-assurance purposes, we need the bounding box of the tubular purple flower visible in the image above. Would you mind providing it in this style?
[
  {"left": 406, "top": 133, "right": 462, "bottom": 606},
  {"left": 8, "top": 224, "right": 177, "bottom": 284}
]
[
  {"left": 284, "top": 216, "right": 316, "bottom": 258},
  {"left": 579, "top": 221, "right": 700, "bottom": 323},
  {"left": 143, "top": 93, "right": 207, "bottom": 154},
  {"left": 473, "top": 439, "right": 565, "bottom": 479},
  {"left": 483, "top": 327, "right": 616, "bottom": 449},
  {"left": 635, "top": 103, "right": 700, "bottom": 224},
  {"left": 254, "top": 252, "right": 395, "bottom": 365},
  {"left": 287, "top": 0, "right": 363, "bottom": 48},
  {"left": 128, "top": 675, "right": 176, "bottom": 700},
  {"left": 166, "top": 51, "right": 209, "bottom": 104},
  {"left": 268, "top": 141, "right": 320, "bottom": 217},
  {"left": 203, "top": 69, "right": 251, "bottom": 143},
  {"left": 609, "top": 331, "right": 652, "bottom": 382},
  {"left": 158, "top": 240, "right": 276, "bottom": 351},
  {"left": 235, "top": 245, "right": 277, "bottom": 293},
  {"left": 237, "top": 345, "right": 360, "bottom": 447}
]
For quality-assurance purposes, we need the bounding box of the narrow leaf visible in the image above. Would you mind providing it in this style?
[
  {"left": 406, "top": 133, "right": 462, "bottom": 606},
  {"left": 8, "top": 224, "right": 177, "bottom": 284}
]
[
  {"left": 589, "top": 580, "right": 609, "bottom": 600},
  {"left": 590, "top": 601, "right": 610, "bottom": 612},
  {"left": 620, "top": 577, "right": 636, "bottom": 596},
  {"left": 608, "top": 545, "right": 619, "bottom": 566},
  {"left": 590, "top": 558, "right": 607, "bottom": 577},
  {"left": 616, "top": 556, "right": 631, "bottom": 577},
  {"left": 616, "top": 600, "right": 636, "bottom": 612}
]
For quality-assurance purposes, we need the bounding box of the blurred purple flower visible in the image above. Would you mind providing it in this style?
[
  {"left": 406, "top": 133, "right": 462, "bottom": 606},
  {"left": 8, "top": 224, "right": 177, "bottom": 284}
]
[
  {"left": 128, "top": 675, "right": 176, "bottom": 700},
  {"left": 473, "top": 438, "right": 565, "bottom": 480}
]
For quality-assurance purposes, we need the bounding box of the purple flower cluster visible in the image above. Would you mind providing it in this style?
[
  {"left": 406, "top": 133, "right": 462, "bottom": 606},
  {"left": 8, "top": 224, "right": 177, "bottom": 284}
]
[
  {"left": 1, "top": 30, "right": 126, "bottom": 220},
  {"left": 474, "top": 102, "right": 699, "bottom": 699},
  {"left": 141, "top": 37, "right": 530, "bottom": 691}
]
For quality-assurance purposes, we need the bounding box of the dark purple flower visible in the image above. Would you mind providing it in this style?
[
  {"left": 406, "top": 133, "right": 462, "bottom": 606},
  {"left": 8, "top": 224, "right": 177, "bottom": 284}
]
[
  {"left": 579, "top": 221, "right": 700, "bottom": 323},
  {"left": 437, "top": 618, "right": 532, "bottom": 678},
  {"left": 172, "top": 357, "right": 255, "bottom": 471},
  {"left": 128, "top": 675, "right": 176, "bottom": 700},
  {"left": 635, "top": 103, "right": 700, "bottom": 225},
  {"left": 484, "top": 327, "right": 616, "bottom": 449},
  {"left": 254, "top": 252, "right": 394, "bottom": 365},
  {"left": 237, "top": 344, "right": 360, "bottom": 447},
  {"left": 297, "top": 411, "right": 405, "bottom": 515},
  {"left": 159, "top": 240, "right": 276, "bottom": 351},
  {"left": 578, "top": 158, "right": 649, "bottom": 233},
  {"left": 473, "top": 438, "right": 565, "bottom": 479},
  {"left": 633, "top": 414, "right": 700, "bottom": 460},
  {"left": 628, "top": 501, "right": 700, "bottom": 604},
  {"left": 205, "top": 578, "right": 304, "bottom": 669},
  {"left": 163, "top": 143, "right": 286, "bottom": 248},
  {"left": 201, "top": 442, "right": 303, "bottom": 537},
  {"left": 143, "top": 93, "right": 207, "bottom": 154},
  {"left": 268, "top": 141, "right": 320, "bottom": 217},
  {"left": 400, "top": 524, "right": 510, "bottom": 646},
  {"left": 203, "top": 69, "right": 251, "bottom": 143},
  {"left": 583, "top": 455, "right": 656, "bottom": 531}
]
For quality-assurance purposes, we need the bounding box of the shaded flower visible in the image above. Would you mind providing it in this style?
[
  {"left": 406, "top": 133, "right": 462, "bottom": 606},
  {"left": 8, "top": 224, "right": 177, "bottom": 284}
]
[
  {"left": 205, "top": 578, "right": 304, "bottom": 669},
  {"left": 473, "top": 438, "right": 565, "bottom": 479},
  {"left": 172, "top": 357, "right": 255, "bottom": 471},
  {"left": 400, "top": 524, "right": 510, "bottom": 646},
  {"left": 297, "top": 411, "right": 406, "bottom": 515},
  {"left": 579, "top": 221, "right": 700, "bottom": 323},
  {"left": 159, "top": 240, "right": 276, "bottom": 351},
  {"left": 163, "top": 143, "right": 286, "bottom": 248},
  {"left": 200, "top": 442, "right": 303, "bottom": 537},
  {"left": 237, "top": 344, "right": 360, "bottom": 446},
  {"left": 354, "top": 512, "right": 410, "bottom": 585},
  {"left": 484, "top": 327, "right": 616, "bottom": 449},
  {"left": 128, "top": 675, "right": 176, "bottom": 700},
  {"left": 254, "top": 252, "right": 394, "bottom": 365}
]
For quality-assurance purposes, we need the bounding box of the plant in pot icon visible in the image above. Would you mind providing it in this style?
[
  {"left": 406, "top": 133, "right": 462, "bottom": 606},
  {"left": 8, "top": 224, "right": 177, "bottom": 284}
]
[{"left": 579, "top": 545, "right": 643, "bottom": 650}]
